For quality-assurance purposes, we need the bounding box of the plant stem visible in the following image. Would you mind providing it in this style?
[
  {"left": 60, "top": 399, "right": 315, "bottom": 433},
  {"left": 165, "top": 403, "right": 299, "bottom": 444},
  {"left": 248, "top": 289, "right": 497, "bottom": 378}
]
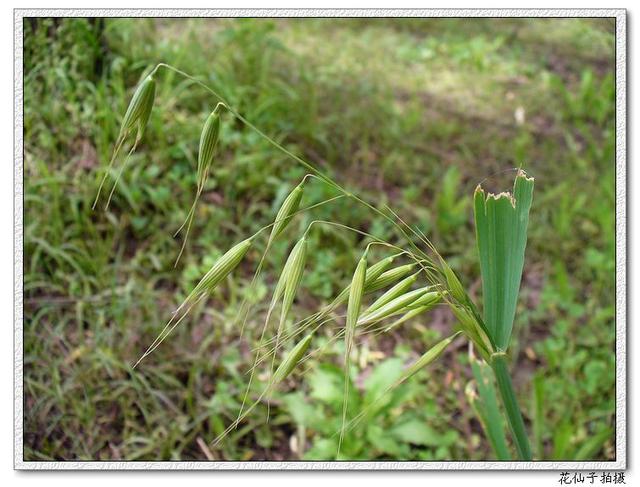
[{"left": 491, "top": 352, "right": 532, "bottom": 461}]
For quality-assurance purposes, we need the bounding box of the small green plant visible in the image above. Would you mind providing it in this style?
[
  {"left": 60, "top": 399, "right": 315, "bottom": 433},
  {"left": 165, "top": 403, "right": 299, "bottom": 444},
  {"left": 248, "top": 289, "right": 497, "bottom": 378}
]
[{"left": 99, "top": 63, "right": 535, "bottom": 461}]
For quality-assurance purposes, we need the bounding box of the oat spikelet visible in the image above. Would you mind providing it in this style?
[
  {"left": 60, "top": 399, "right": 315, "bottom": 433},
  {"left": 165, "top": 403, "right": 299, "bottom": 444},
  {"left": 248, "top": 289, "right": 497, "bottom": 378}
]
[
  {"left": 133, "top": 237, "right": 252, "bottom": 368},
  {"left": 175, "top": 104, "right": 224, "bottom": 266},
  {"left": 268, "top": 181, "right": 305, "bottom": 248},
  {"left": 94, "top": 73, "right": 156, "bottom": 210},
  {"left": 363, "top": 272, "right": 419, "bottom": 315},
  {"left": 339, "top": 248, "right": 368, "bottom": 456}
]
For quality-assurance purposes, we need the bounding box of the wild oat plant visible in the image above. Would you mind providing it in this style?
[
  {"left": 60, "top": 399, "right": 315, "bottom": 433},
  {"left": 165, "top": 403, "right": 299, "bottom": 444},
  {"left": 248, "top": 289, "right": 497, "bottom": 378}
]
[{"left": 96, "top": 63, "right": 535, "bottom": 461}]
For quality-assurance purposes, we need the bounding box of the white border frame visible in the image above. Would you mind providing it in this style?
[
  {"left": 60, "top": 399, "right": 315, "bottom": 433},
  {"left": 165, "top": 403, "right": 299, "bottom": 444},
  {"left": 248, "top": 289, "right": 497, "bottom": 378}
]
[{"left": 14, "top": 8, "right": 627, "bottom": 471}]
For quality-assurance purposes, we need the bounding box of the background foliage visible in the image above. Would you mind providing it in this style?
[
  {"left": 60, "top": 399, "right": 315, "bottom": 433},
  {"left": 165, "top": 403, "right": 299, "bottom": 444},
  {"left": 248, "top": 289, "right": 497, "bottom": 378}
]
[{"left": 23, "top": 17, "right": 616, "bottom": 461}]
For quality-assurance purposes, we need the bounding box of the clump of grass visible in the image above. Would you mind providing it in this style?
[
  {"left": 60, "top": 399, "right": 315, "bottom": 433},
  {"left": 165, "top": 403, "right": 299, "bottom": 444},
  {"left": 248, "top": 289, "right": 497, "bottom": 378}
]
[{"left": 102, "top": 63, "right": 536, "bottom": 461}]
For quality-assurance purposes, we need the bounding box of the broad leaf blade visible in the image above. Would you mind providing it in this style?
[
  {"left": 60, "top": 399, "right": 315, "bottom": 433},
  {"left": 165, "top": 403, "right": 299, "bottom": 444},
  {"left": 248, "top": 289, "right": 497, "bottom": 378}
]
[{"left": 474, "top": 170, "right": 534, "bottom": 350}]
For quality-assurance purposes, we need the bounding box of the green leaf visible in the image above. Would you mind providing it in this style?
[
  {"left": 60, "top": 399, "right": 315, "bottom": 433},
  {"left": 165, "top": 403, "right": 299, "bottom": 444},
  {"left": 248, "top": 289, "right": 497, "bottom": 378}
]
[
  {"left": 469, "top": 358, "right": 511, "bottom": 460},
  {"left": 573, "top": 426, "right": 613, "bottom": 460},
  {"left": 283, "top": 392, "right": 318, "bottom": 428},
  {"left": 309, "top": 364, "right": 344, "bottom": 404},
  {"left": 474, "top": 170, "right": 534, "bottom": 350},
  {"left": 367, "top": 424, "right": 403, "bottom": 455},
  {"left": 552, "top": 419, "right": 574, "bottom": 460},
  {"left": 303, "top": 438, "right": 337, "bottom": 460},
  {"left": 391, "top": 420, "right": 440, "bottom": 446},
  {"left": 363, "top": 358, "right": 404, "bottom": 403}
]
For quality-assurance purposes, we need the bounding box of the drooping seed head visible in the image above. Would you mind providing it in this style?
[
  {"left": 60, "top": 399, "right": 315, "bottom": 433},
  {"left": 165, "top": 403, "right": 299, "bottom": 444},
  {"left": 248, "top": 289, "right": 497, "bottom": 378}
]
[
  {"left": 363, "top": 272, "right": 419, "bottom": 315},
  {"left": 406, "top": 290, "right": 441, "bottom": 310},
  {"left": 441, "top": 260, "right": 467, "bottom": 304},
  {"left": 333, "top": 255, "right": 396, "bottom": 306},
  {"left": 346, "top": 249, "right": 368, "bottom": 343},
  {"left": 364, "top": 255, "right": 396, "bottom": 286},
  {"left": 383, "top": 305, "right": 430, "bottom": 333},
  {"left": 192, "top": 237, "right": 253, "bottom": 296},
  {"left": 339, "top": 248, "right": 368, "bottom": 455},
  {"left": 358, "top": 286, "right": 430, "bottom": 326},
  {"left": 119, "top": 74, "right": 156, "bottom": 143},
  {"left": 365, "top": 263, "right": 416, "bottom": 293},
  {"left": 269, "top": 248, "right": 294, "bottom": 310},
  {"left": 451, "top": 304, "right": 493, "bottom": 360},
  {"left": 451, "top": 304, "right": 478, "bottom": 334},
  {"left": 196, "top": 105, "right": 223, "bottom": 190},
  {"left": 279, "top": 235, "right": 308, "bottom": 328},
  {"left": 268, "top": 181, "right": 305, "bottom": 247},
  {"left": 272, "top": 333, "right": 313, "bottom": 384},
  {"left": 402, "top": 333, "right": 461, "bottom": 381}
]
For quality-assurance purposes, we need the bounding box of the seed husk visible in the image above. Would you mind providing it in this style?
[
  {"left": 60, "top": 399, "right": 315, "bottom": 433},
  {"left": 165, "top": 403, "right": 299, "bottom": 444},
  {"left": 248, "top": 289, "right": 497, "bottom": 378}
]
[
  {"left": 340, "top": 248, "right": 368, "bottom": 453},
  {"left": 196, "top": 105, "right": 223, "bottom": 191},
  {"left": 380, "top": 291, "right": 441, "bottom": 332},
  {"left": 402, "top": 332, "right": 461, "bottom": 381},
  {"left": 174, "top": 105, "right": 225, "bottom": 265},
  {"left": 451, "top": 304, "right": 493, "bottom": 361},
  {"left": 134, "top": 237, "right": 252, "bottom": 368},
  {"left": 441, "top": 259, "right": 466, "bottom": 304},
  {"left": 358, "top": 286, "right": 429, "bottom": 326},
  {"left": 346, "top": 249, "right": 368, "bottom": 345},
  {"left": 363, "top": 272, "right": 419, "bottom": 315},
  {"left": 365, "top": 263, "right": 416, "bottom": 293},
  {"left": 272, "top": 333, "right": 313, "bottom": 383},
  {"left": 191, "top": 237, "right": 253, "bottom": 297},
  {"left": 279, "top": 235, "right": 308, "bottom": 330},
  {"left": 268, "top": 248, "right": 294, "bottom": 312},
  {"left": 363, "top": 255, "right": 395, "bottom": 287},
  {"left": 332, "top": 255, "right": 396, "bottom": 306},
  {"left": 94, "top": 73, "right": 156, "bottom": 210},
  {"left": 343, "top": 331, "right": 461, "bottom": 435},
  {"left": 406, "top": 290, "right": 441, "bottom": 310},
  {"left": 267, "top": 234, "right": 307, "bottom": 396},
  {"left": 119, "top": 74, "right": 156, "bottom": 143},
  {"left": 383, "top": 305, "right": 430, "bottom": 332},
  {"left": 267, "top": 182, "right": 305, "bottom": 247}
]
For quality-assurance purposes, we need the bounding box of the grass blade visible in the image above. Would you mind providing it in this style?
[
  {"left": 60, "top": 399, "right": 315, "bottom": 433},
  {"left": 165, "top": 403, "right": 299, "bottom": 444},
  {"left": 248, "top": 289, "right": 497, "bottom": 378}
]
[
  {"left": 474, "top": 169, "right": 534, "bottom": 350},
  {"left": 468, "top": 355, "right": 511, "bottom": 460}
]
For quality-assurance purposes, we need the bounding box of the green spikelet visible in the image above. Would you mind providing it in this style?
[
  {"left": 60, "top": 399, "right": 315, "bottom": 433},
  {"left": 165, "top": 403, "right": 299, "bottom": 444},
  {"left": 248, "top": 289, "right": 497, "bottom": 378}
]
[
  {"left": 332, "top": 255, "right": 396, "bottom": 306},
  {"left": 119, "top": 74, "right": 156, "bottom": 143},
  {"left": 279, "top": 235, "right": 308, "bottom": 330},
  {"left": 358, "top": 286, "right": 430, "bottom": 326},
  {"left": 174, "top": 104, "right": 225, "bottom": 265},
  {"left": 94, "top": 72, "right": 156, "bottom": 210},
  {"left": 191, "top": 238, "right": 253, "bottom": 297},
  {"left": 339, "top": 248, "right": 368, "bottom": 455},
  {"left": 365, "top": 263, "right": 416, "bottom": 293},
  {"left": 272, "top": 333, "right": 313, "bottom": 384},
  {"left": 363, "top": 272, "right": 419, "bottom": 315},
  {"left": 196, "top": 105, "right": 223, "bottom": 191},
  {"left": 268, "top": 182, "right": 305, "bottom": 247}
]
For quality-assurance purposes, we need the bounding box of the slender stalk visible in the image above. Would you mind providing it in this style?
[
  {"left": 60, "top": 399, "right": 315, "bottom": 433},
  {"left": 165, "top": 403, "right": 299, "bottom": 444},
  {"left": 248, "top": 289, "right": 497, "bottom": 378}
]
[{"left": 491, "top": 352, "right": 532, "bottom": 460}]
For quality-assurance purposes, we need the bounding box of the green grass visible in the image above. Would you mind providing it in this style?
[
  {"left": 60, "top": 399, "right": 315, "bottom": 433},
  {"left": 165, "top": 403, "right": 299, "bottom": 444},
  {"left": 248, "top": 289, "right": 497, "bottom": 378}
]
[{"left": 23, "top": 17, "right": 615, "bottom": 461}]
